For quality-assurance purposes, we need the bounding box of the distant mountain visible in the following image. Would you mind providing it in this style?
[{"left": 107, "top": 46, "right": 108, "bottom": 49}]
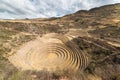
[
  {"left": 1, "top": 0, "right": 120, "bottom": 19},
  {"left": 0, "top": 3, "right": 120, "bottom": 80}
]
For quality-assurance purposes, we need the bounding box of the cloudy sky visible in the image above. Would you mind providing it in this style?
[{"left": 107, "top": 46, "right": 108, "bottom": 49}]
[{"left": 0, "top": 0, "right": 120, "bottom": 19}]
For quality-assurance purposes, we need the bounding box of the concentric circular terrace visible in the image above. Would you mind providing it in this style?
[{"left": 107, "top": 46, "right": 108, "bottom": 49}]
[{"left": 8, "top": 33, "right": 89, "bottom": 72}]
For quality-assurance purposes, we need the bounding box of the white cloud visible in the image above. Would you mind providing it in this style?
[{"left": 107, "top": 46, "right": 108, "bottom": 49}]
[{"left": 0, "top": 0, "right": 120, "bottom": 19}]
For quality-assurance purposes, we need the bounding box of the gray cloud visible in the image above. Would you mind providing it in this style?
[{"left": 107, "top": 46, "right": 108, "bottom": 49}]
[{"left": 0, "top": 0, "right": 120, "bottom": 19}]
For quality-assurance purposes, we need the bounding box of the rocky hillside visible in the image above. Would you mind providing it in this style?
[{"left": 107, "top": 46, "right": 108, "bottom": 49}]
[{"left": 0, "top": 3, "right": 120, "bottom": 80}]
